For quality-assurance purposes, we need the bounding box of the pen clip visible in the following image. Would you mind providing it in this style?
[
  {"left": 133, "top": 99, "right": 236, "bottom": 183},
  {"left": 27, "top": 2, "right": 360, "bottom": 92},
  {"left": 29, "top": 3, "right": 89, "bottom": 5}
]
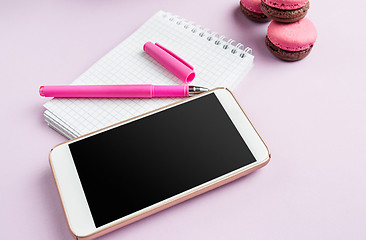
[{"left": 155, "top": 43, "right": 194, "bottom": 71}]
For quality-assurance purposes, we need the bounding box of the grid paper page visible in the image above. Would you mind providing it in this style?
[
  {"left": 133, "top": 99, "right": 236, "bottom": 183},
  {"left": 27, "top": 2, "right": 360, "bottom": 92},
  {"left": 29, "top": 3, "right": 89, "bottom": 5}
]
[{"left": 44, "top": 11, "right": 254, "bottom": 138}]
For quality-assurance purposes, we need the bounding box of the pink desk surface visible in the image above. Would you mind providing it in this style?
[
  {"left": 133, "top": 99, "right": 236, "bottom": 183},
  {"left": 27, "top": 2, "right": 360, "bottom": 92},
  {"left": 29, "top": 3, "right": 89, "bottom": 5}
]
[{"left": 1, "top": 0, "right": 365, "bottom": 239}]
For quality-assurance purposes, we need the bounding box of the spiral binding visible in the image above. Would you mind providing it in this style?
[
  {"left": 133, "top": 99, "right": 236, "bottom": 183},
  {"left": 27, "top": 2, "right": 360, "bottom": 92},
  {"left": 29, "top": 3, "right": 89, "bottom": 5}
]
[{"left": 162, "top": 12, "right": 252, "bottom": 59}]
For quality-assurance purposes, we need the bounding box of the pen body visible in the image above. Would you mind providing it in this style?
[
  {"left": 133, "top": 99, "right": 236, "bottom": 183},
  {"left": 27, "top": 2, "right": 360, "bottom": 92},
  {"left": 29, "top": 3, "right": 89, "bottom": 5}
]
[{"left": 39, "top": 85, "right": 189, "bottom": 98}]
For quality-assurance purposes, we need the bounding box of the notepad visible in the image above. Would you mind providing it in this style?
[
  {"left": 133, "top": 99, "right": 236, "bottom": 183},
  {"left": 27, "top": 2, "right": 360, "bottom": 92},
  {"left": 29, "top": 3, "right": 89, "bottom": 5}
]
[{"left": 43, "top": 10, "right": 254, "bottom": 139}]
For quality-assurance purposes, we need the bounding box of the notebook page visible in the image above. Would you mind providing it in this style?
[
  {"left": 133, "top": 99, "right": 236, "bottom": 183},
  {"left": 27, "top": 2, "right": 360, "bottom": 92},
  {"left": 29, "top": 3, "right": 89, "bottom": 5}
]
[{"left": 44, "top": 11, "right": 254, "bottom": 137}]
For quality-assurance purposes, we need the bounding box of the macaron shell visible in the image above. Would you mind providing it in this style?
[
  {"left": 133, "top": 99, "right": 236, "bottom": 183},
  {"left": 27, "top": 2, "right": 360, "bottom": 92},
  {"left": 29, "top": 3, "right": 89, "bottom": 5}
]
[
  {"left": 262, "top": 0, "right": 308, "bottom": 10},
  {"left": 241, "top": 0, "right": 263, "bottom": 13},
  {"left": 267, "top": 18, "right": 317, "bottom": 51}
]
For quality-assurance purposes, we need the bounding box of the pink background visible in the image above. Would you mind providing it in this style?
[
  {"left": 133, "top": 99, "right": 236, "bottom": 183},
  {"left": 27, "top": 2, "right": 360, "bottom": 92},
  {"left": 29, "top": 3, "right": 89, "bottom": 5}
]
[{"left": 1, "top": 0, "right": 365, "bottom": 239}]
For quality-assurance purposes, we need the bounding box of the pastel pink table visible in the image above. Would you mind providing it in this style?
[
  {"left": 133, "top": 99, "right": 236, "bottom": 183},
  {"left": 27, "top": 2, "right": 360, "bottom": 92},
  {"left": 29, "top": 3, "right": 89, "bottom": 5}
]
[{"left": 1, "top": 1, "right": 365, "bottom": 239}]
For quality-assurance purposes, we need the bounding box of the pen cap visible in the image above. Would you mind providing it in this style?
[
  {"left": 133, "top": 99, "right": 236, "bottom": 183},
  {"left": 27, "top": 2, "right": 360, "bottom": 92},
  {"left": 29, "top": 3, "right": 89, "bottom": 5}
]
[{"left": 143, "top": 42, "right": 195, "bottom": 83}]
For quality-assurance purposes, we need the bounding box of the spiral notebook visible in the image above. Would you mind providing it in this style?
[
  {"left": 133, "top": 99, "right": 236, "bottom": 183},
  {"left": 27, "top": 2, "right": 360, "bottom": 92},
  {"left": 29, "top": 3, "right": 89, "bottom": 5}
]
[{"left": 43, "top": 10, "right": 254, "bottom": 139}]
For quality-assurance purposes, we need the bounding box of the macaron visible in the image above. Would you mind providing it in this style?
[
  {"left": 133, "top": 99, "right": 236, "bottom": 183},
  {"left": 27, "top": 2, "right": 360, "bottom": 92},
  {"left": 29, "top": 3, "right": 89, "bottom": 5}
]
[
  {"left": 240, "top": 0, "right": 271, "bottom": 22},
  {"left": 265, "top": 18, "right": 317, "bottom": 61},
  {"left": 261, "top": 0, "right": 309, "bottom": 23}
]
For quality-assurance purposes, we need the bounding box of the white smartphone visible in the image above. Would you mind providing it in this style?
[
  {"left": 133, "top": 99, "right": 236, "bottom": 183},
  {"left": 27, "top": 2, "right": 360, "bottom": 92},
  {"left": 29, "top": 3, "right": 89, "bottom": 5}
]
[{"left": 49, "top": 88, "right": 270, "bottom": 240}]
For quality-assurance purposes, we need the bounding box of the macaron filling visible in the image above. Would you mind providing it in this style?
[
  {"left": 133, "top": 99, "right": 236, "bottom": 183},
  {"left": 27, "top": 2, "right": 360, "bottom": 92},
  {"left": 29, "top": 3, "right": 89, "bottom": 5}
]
[
  {"left": 262, "top": 0, "right": 308, "bottom": 10},
  {"left": 267, "top": 18, "right": 317, "bottom": 51}
]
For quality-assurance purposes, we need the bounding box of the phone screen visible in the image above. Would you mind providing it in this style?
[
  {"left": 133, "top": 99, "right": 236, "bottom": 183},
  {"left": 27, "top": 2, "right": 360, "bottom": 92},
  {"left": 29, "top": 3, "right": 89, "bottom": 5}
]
[{"left": 69, "top": 93, "right": 256, "bottom": 227}]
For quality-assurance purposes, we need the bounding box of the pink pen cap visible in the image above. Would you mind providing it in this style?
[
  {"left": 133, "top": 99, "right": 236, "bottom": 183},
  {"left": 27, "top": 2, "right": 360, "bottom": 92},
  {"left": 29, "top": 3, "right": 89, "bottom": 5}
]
[{"left": 143, "top": 42, "right": 195, "bottom": 83}]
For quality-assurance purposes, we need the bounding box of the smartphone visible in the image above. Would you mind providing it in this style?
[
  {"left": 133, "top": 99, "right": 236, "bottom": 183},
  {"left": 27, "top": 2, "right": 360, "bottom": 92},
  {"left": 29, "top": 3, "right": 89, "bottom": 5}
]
[{"left": 49, "top": 88, "right": 270, "bottom": 240}]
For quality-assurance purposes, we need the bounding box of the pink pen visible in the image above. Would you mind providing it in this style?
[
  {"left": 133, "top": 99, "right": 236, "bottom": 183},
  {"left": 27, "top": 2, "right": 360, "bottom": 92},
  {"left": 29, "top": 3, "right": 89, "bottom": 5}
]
[{"left": 39, "top": 85, "right": 208, "bottom": 98}]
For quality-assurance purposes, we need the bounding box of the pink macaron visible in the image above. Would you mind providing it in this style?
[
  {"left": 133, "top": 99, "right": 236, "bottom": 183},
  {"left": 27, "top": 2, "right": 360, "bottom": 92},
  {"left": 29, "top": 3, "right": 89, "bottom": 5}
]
[
  {"left": 261, "top": 0, "right": 310, "bottom": 23},
  {"left": 265, "top": 17, "right": 317, "bottom": 61},
  {"left": 240, "top": 0, "right": 271, "bottom": 22}
]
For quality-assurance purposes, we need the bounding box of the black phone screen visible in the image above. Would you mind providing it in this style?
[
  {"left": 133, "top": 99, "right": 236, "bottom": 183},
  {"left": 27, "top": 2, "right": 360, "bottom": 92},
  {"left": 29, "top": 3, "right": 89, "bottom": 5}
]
[{"left": 69, "top": 93, "right": 256, "bottom": 227}]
